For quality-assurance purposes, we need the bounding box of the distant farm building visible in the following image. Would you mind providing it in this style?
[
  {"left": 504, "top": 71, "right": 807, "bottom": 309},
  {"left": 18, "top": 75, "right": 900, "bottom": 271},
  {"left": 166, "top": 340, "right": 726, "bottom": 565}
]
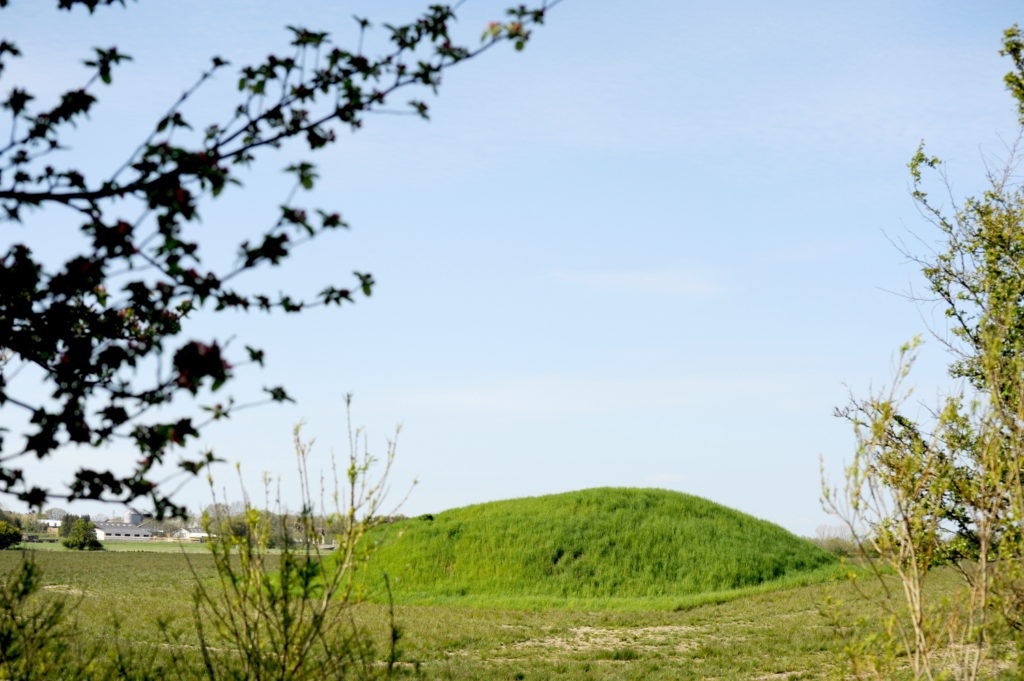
[
  {"left": 94, "top": 522, "right": 153, "bottom": 541},
  {"left": 173, "top": 527, "right": 211, "bottom": 541},
  {"left": 123, "top": 508, "right": 149, "bottom": 525}
]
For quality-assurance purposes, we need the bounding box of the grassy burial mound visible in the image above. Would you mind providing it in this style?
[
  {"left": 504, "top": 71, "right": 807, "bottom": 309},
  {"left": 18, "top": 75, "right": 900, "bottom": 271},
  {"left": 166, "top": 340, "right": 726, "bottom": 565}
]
[{"left": 358, "top": 487, "right": 837, "bottom": 610}]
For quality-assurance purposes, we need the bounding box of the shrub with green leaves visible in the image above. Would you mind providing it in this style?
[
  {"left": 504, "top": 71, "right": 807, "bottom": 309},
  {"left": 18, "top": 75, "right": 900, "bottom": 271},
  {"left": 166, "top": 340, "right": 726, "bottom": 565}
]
[
  {"left": 188, "top": 415, "right": 402, "bottom": 680},
  {"left": 0, "top": 559, "right": 74, "bottom": 680},
  {"left": 824, "top": 25, "right": 1024, "bottom": 681},
  {"left": 0, "top": 522, "right": 19, "bottom": 550}
]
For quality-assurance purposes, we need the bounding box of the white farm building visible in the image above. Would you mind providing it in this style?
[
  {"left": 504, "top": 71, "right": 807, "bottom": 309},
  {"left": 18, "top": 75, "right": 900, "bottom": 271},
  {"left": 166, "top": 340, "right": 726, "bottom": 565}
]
[
  {"left": 172, "top": 527, "right": 211, "bottom": 541},
  {"left": 94, "top": 522, "right": 153, "bottom": 541}
]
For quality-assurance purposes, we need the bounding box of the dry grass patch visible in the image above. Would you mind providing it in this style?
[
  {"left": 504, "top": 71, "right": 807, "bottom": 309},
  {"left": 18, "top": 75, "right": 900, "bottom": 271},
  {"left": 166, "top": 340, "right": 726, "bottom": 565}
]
[
  {"left": 506, "top": 624, "right": 700, "bottom": 654},
  {"left": 41, "top": 583, "right": 87, "bottom": 596}
]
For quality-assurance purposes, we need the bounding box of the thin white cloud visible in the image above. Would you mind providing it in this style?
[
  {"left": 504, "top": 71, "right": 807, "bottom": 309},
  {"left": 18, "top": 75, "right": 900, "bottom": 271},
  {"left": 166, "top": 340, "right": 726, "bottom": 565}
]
[
  {"left": 644, "top": 473, "right": 689, "bottom": 486},
  {"left": 394, "top": 372, "right": 823, "bottom": 420},
  {"left": 551, "top": 269, "right": 724, "bottom": 298}
]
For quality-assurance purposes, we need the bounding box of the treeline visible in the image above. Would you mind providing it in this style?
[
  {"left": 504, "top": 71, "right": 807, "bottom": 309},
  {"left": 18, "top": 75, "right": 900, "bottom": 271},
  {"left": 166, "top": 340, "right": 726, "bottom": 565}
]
[
  {"left": 0, "top": 509, "right": 47, "bottom": 535},
  {"left": 201, "top": 503, "right": 408, "bottom": 548},
  {"left": 0, "top": 504, "right": 409, "bottom": 552}
]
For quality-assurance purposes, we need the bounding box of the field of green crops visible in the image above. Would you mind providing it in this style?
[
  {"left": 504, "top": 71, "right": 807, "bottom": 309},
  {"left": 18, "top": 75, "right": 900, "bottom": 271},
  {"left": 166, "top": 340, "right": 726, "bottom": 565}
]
[
  {"left": 0, "top": 548, "right": 825, "bottom": 680},
  {"left": 0, "top": 488, "right": 992, "bottom": 679},
  {"left": 0, "top": 545, "right": 969, "bottom": 681}
]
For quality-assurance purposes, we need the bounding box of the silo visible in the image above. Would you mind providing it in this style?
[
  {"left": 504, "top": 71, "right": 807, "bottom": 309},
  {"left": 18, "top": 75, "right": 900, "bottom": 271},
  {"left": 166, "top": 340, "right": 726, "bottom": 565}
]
[{"left": 123, "top": 509, "right": 144, "bottom": 525}]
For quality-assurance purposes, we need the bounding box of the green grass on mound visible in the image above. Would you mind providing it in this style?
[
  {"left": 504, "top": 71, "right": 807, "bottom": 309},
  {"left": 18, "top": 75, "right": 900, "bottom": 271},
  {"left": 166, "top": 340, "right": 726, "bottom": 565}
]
[{"left": 356, "top": 487, "right": 838, "bottom": 610}]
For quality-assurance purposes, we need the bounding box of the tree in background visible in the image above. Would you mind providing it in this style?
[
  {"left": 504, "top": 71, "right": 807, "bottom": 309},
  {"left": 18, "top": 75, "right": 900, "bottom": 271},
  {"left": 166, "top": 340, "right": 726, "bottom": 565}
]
[
  {"left": 825, "top": 26, "right": 1024, "bottom": 680},
  {"left": 0, "top": 508, "right": 19, "bottom": 528},
  {"left": 60, "top": 517, "right": 101, "bottom": 550},
  {"left": 0, "top": 508, "right": 47, "bottom": 537},
  {"left": 0, "top": 0, "right": 558, "bottom": 517},
  {"left": 57, "top": 513, "right": 88, "bottom": 538},
  {"left": 0, "top": 521, "right": 19, "bottom": 550}
]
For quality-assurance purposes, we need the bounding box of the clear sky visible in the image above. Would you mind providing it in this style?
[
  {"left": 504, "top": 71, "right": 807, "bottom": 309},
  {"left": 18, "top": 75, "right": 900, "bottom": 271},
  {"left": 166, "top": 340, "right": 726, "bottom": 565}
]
[{"left": 3, "top": 1, "right": 1023, "bottom": 535}]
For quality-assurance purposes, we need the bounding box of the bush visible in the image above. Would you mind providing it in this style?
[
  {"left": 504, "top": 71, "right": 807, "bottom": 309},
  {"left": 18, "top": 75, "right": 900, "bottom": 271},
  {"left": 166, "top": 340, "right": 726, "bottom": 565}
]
[
  {"left": 61, "top": 519, "right": 102, "bottom": 551},
  {"left": 190, "top": 419, "right": 401, "bottom": 680},
  {"left": 0, "top": 522, "right": 20, "bottom": 550},
  {"left": 0, "top": 559, "right": 73, "bottom": 680}
]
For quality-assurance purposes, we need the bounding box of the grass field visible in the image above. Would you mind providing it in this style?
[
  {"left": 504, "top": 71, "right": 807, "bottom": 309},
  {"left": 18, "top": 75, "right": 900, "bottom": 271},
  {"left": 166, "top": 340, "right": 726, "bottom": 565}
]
[
  {"left": 0, "top": 545, "right": 965, "bottom": 680},
  {"left": 0, "top": 548, "right": 867, "bottom": 680},
  {"left": 358, "top": 488, "right": 838, "bottom": 610},
  {"left": 0, "top": 488, "right": 996, "bottom": 679}
]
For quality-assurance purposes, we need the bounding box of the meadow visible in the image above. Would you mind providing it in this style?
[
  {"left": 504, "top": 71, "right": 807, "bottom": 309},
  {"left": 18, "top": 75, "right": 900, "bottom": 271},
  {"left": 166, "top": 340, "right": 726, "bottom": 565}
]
[
  {"left": 2, "top": 489, "right": 1003, "bottom": 679},
  {"left": 0, "top": 545, "right": 965, "bottom": 681}
]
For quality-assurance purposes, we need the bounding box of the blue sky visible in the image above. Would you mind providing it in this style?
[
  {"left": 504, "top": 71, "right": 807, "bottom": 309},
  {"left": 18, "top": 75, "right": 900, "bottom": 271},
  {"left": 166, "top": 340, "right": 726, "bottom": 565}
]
[{"left": 3, "top": 1, "right": 1023, "bottom": 534}]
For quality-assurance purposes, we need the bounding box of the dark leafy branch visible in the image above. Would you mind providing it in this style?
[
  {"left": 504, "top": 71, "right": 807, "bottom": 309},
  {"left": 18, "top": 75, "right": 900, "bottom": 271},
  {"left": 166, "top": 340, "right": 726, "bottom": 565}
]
[{"left": 0, "top": 1, "right": 558, "bottom": 516}]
